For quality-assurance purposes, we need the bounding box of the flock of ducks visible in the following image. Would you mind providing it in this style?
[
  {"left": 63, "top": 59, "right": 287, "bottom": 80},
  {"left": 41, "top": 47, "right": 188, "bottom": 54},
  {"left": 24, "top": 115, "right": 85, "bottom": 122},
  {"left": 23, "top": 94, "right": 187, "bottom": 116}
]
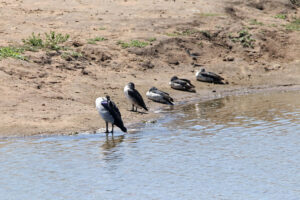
[{"left": 95, "top": 68, "right": 225, "bottom": 134}]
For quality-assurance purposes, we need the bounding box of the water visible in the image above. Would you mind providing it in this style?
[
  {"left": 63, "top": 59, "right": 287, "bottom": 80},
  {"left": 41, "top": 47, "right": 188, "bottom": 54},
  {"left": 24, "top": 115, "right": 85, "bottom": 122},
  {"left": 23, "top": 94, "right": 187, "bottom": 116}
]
[{"left": 1, "top": 91, "right": 300, "bottom": 200}]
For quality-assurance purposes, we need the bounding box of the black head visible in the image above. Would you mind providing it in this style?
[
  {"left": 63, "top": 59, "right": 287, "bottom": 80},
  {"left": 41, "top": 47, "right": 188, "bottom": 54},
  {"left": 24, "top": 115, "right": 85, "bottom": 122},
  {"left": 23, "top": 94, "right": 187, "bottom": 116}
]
[
  {"left": 128, "top": 82, "right": 135, "bottom": 89},
  {"left": 171, "top": 76, "right": 178, "bottom": 81},
  {"left": 201, "top": 68, "right": 206, "bottom": 72},
  {"left": 149, "top": 87, "right": 158, "bottom": 91},
  {"left": 105, "top": 95, "right": 110, "bottom": 101}
]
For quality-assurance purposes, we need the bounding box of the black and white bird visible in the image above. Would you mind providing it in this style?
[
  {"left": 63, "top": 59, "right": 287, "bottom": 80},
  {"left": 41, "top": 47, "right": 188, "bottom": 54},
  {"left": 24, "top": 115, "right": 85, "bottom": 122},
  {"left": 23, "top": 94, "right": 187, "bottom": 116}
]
[
  {"left": 196, "top": 68, "right": 224, "bottom": 84},
  {"left": 169, "top": 76, "right": 195, "bottom": 92},
  {"left": 146, "top": 87, "right": 174, "bottom": 105},
  {"left": 124, "top": 82, "right": 148, "bottom": 112},
  {"left": 95, "top": 95, "right": 127, "bottom": 134}
]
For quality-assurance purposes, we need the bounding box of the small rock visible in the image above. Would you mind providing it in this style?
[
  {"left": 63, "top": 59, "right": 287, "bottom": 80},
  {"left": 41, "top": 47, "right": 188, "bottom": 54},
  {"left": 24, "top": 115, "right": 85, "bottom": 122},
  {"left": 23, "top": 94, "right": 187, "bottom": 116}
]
[
  {"left": 223, "top": 56, "right": 234, "bottom": 62},
  {"left": 81, "top": 69, "right": 89, "bottom": 75},
  {"left": 72, "top": 41, "right": 83, "bottom": 47},
  {"left": 141, "top": 60, "right": 154, "bottom": 69}
]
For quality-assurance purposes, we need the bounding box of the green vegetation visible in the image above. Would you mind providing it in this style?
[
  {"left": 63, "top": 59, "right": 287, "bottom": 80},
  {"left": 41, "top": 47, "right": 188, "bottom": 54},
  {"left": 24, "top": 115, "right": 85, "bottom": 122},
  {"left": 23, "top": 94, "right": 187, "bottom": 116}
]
[
  {"left": 250, "top": 19, "right": 264, "bottom": 26},
  {"left": 44, "top": 31, "right": 69, "bottom": 50},
  {"left": 230, "top": 29, "right": 255, "bottom": 48},
  {"left": 275, "top": 14, "right": 287, "bottom": 19},
  {"left": 166, "top": 29, "right": 198, "bottom": 37},
  {"left": 99, "top": 27, "right": 106, "bottom": 30},
  {"left": 0, "top": 46, "right": 26, "bottom": 60},
  {"left": 285, "top": 18, "right": 300, "bottom": 31},
  {"left": 87, "top": 37, "right": 107, "bottom": 44},
  {"left": 61, "top": 51, "right": 83, "bottom": 60},
  {"left": 148, "top": 37, "right": 157, "bottom": 42},
  {"left": 117, "top": 40, "right": 149, "bottom": 48},
  {"left": 22, "top": 31, "right": 69, "bottom": 51}
]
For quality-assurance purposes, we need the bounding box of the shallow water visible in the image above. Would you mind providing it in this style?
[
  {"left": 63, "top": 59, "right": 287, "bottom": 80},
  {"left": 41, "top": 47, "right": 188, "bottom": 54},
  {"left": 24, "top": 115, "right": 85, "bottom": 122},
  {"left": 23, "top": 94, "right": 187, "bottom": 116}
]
[{"left": 1, "top": 91, "right": 300, "bottom": 200}]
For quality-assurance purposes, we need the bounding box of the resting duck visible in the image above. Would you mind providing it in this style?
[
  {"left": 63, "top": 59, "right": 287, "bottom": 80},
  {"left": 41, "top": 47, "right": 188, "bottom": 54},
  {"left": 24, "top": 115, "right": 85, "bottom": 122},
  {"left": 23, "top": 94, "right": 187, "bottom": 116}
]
[
  {"left": 146, "top": 87, "right": 174, "bottom": 105},
  {"left": 95, "top": 95, "right": 127, "bottom": 134},
  {"left": 196, "top": 68, "right": 224, "bottom": 84},
  {"left": 124, "top": 82, "right": 148, "bottom": 112},
  {"left": 169, "top": 76, "right": 195, "bottom": 92}
]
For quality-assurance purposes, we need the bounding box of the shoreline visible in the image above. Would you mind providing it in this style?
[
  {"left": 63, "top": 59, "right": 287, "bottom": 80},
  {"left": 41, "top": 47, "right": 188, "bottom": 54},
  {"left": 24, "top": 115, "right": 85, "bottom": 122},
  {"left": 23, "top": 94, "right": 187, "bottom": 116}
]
[
  {"left": 1, "top": 83, "right": 299, "bottom": 139},
  {"left": 1, "top": 0, "right": 299, "bottom": 137}
]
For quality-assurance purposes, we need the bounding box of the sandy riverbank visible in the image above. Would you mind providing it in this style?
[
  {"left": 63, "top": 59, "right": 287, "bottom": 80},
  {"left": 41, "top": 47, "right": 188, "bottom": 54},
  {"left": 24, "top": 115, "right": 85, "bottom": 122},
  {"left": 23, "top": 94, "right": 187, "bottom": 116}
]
[{"left": 0, "top": 0, "right": 299, "bottom": 137}]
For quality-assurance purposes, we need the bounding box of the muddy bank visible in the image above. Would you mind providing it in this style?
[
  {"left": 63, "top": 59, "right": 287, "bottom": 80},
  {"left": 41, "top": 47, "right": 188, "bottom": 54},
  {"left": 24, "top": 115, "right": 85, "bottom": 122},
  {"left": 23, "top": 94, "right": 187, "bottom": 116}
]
[{"left": 0, "top": 0, "right": 299, "bottom": 136}]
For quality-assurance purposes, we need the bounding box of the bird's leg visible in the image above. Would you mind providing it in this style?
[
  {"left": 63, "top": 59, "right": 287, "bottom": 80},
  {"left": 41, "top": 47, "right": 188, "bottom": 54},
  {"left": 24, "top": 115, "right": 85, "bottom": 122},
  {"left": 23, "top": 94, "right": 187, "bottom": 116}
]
[
  {"left": 135, "top": 106, "right": 138, "bottom": 112},
  {"left": 111, "top": 124, "right": 114, "bottom": 135},
  {"left": 105, "top": 122, "right": 109, "bottom": 134},
  {"left": 131, "top": 104, "right": 135, "bottom": 112}
]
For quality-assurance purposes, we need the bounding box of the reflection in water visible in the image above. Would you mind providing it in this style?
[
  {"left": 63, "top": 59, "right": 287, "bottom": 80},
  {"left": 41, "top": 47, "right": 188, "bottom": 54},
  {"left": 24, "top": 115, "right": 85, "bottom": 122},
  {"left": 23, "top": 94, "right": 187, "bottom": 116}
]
[
  {"left": 0, "top": 91, "right": 300, "bottom": 200},
  {"left": 167, "top": 92, "right": 300, "bottom": 131}
]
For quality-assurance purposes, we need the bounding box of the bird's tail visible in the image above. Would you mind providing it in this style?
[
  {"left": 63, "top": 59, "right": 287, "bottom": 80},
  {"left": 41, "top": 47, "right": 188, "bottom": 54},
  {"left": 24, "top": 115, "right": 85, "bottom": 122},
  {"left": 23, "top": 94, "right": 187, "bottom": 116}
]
[
  {"left": 143, "top": 106, "right": 148, "bottom": 111},
  {"left": 120, "top": 125, "right": 127, "bottom": 133}
]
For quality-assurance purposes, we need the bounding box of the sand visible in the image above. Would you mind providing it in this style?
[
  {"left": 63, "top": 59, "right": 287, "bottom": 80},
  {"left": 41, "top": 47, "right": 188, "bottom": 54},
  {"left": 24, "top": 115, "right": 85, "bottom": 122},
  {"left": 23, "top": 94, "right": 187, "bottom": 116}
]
[{"left": 0, "top": 0, "right": 299, "bottom": 137}]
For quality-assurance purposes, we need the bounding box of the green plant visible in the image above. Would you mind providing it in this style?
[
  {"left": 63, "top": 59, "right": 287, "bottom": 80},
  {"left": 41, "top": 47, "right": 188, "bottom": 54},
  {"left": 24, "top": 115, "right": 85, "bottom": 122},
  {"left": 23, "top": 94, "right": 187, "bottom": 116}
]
[
  {"left": 275, "top": 14, "right": 287, "bottom": 19},
  {"left": 117, "top": 40, "right": 149, "bottom": 48},
  {"left": 22, "top": 33, "right": 43, "bottom": 47},
  {"left": 166, "top": 29, "right": 198, "bottom": 37},
  {"left": 0, "top": 46, "right": 26, "bottom": 60},
  {"left": 22, "top": 31, "right": 69, "bottom": 51},
  {"left": 230, "top": 29, "right": 255, "bottom": 48},
  {"left": 148, "top": 37, "right": 157, "bottom": 42},
  {"left": 99, "top": 27, "right": 106, "bottom": 30},
  {"left": 285, "top": 18, "right": 300, "bottom": 31},
  {"left": 61, "top": 51, "right": 83, "bottom": 60},
  {"left": 87, "top": 37, "right": 107, "bottom": 44},
  {"left": 250, "top": 19, "right": 264, "bottom": 26},
  {"left": 44, "top": 31, "right": 69, "bottom": 50}
]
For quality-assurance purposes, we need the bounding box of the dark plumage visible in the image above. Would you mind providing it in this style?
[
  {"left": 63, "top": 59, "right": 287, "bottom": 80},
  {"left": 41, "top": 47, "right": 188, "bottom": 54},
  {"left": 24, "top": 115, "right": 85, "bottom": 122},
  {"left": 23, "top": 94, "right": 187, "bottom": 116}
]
[
  {"left": 169, "top": 76, "right": 196, "bottom": 92},
  {"left": 146, "top": 87, "right": 174, "bottom": 105},
  {"left": 196, "top": 68, "right": 224, "bottom": 84},
  {"left": 96, "top": 95, "right": 127, "bottom": 134},
  {"left": 124, "top": 82, "right": 148, "bottom": 112}
]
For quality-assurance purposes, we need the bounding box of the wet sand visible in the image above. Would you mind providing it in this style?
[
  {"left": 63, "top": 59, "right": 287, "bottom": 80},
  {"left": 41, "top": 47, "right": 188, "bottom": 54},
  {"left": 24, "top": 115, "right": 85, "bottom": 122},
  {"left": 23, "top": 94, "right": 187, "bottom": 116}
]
[{"left": 0, "top": 0, "right": 299, "bottom": 136}]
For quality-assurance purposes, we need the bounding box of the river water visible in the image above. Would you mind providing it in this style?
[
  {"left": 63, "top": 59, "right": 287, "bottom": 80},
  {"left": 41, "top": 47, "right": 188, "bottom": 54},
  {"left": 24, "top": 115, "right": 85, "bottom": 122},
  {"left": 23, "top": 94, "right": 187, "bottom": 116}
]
[{"left": 0, "top": 91, "right": 300, "bottom": 200}]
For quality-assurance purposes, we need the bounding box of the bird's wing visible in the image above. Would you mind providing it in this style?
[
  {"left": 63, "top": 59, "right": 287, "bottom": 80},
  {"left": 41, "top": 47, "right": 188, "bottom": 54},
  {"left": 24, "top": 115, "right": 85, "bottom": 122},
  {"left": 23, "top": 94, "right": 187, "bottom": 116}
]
[
  {"left": 128, "top": 89, "right": 148, "bottom": 110},
  {"left": 109, "top": 101, "right": 121, "bottom": 117},
  {"left": 201, "top": 72, "right": 224, "bottom": 80},
  {"left": 108, "top": 100, "right": 126, "bottom": 131},
  {"left": 154, "top": 89, "right": 170, "bottom": 96},
  {"left": 180, "top": 79, "right": 195, "bottom": 87}
]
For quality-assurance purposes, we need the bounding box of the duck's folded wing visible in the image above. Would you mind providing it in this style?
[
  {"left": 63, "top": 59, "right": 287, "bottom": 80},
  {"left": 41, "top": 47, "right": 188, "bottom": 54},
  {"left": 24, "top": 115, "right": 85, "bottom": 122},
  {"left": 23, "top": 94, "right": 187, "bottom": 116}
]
[
  {"left": 202, "top": 72, "right": 224, "bottom": 80},
  {"left": 109, "top": 101, "right": 121, "bottom": 117},
  {"left": 180, "top": 79, "right": 195, "bottom": 87},
  {"left": 128, "top": 89, "right": 148, "bottom": 110}
]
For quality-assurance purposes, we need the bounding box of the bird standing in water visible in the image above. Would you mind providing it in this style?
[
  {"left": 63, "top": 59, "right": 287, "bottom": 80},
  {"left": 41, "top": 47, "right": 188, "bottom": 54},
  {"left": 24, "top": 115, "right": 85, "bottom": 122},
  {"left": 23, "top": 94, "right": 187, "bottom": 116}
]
[{"left": 95, "top": 95, "right": 127, "bottom": 135}]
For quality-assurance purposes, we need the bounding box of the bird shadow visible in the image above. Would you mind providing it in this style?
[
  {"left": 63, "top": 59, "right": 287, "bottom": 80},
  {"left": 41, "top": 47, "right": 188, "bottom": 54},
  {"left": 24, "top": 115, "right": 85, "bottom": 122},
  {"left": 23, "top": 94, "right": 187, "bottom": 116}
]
[{"left": 127, "top": 109, "right": 148, "bottom": 114}]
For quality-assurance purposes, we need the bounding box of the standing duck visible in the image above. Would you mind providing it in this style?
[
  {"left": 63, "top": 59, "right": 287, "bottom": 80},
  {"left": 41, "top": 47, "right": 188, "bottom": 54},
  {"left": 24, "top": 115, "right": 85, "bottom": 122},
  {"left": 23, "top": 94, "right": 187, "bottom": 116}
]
[
  {"left": 124, "top": 82, "right": 148, "bottom": 112},
  {"left": 196, "top": 68, "right": 224, "bottom": 84},
  {"left": 146, "top": 87, "right": 174, "bottom": 105},
  {"left": 169, "top": 76, "right": 195, "bottom": 92},
  {"left": 95, "top": 95, "right": 127, "bottom": 134}
]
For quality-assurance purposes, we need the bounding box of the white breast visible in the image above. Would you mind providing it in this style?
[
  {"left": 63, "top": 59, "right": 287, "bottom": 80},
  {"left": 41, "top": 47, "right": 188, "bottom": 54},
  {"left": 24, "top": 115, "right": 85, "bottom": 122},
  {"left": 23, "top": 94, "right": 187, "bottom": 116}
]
[
  {"left": 170, "top": 81, "right": 183, "bottom": 89},
  {"left": 95, "top": 97, "right": 114, "bottom": 123},
  {"left": 146, "top": 91, "right": 163, "bottom": 102}
]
